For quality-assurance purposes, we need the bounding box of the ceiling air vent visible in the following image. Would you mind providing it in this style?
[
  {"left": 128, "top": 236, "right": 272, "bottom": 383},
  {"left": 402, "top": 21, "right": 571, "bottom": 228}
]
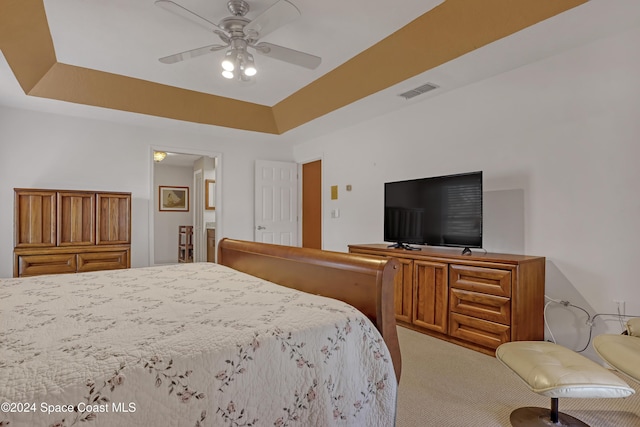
[{"left": 398, "top": 83, "right": 439, "bottom": 100}]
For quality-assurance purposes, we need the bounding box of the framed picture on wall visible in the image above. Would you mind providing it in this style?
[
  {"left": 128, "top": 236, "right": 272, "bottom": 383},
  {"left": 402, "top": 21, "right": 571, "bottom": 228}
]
[
  {"left": 205, "top": 179, "right": 215, "bottom": 210},
  {"left": 159, "top": 186, "right": 189, "bottom": 211}
]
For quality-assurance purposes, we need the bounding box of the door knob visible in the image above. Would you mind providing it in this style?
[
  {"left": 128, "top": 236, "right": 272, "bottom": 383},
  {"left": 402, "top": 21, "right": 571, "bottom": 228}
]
[{"left": 257, "top": 226, "right": 266, "bottom": 230}]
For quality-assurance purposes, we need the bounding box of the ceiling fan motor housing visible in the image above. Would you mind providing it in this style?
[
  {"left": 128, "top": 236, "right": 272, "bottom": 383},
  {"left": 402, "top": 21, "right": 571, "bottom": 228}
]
[
  {"left": 227, "top": 0, "right": 250, "bottom": 17},
  {"left": 219, "top": 16, "right": 251, "bottom": 34}
]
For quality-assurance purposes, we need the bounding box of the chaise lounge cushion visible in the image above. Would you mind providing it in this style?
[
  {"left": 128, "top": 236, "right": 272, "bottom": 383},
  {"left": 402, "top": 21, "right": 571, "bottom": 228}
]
[
  {"left": 627, "top": 318, "right": 640, "bottom": 337},
  {"left": 593, "top": 318, "right": 640, "bottom": 383},
  {"left": 496, "top": 341, "right": 634, "bottom": 399}
]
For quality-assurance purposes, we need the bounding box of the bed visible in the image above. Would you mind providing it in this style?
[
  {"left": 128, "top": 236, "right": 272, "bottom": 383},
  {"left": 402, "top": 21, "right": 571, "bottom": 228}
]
[{"left": 0, "top": 238, "right": 401, "bottom": 427}]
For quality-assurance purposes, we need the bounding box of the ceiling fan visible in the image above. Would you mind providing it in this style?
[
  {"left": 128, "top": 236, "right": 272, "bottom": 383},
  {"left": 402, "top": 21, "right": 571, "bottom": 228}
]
[{"left": 155, "top": 0, "right": 322, "bottom": 81}]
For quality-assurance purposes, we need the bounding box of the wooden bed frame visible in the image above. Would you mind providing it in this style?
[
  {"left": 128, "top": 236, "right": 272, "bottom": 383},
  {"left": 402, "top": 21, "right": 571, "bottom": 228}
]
[{"left": 217, "top": 238, "right": 402, "bottom": 382}]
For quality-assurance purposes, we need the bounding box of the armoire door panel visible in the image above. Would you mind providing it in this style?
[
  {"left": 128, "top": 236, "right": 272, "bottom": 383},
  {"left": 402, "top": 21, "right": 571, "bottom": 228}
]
[
  {"left": 14, "top": 190, "right": 57, "bottom": 247},
  {"left": 96, "top": 193, "right": 131, "bottom": 245},
  {"left": 58, "top": 192, "right": 95, "bottom": 246}
]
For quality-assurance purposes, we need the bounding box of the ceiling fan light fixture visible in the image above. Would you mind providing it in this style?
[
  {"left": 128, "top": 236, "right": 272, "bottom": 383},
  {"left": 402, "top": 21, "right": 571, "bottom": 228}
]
[
  {"left": 221, "top": 50, "right": 236, "bottom": 71},
  {"left": 243, "top": 53, "right": 257, "bottom": 76},
  {"left": 221, "top": 48, "right": 257, "bottom": 80}
]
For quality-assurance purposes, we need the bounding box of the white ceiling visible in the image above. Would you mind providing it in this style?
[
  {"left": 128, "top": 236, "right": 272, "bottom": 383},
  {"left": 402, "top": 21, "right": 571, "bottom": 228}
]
[
  {"left": 2, "top": 0, "right": 640, "bottom": 145},
  {"left": 156, "top": 151, "right": 205, "bottom": 167}
]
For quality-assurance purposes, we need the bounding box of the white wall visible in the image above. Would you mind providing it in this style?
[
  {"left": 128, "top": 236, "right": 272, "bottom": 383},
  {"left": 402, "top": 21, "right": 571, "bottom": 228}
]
[
  {"left": 294, "top": 25, "right": 640, "bottom": 354},
  {"left": 0, "top": 107, "right": 293, "bottom": 278}
]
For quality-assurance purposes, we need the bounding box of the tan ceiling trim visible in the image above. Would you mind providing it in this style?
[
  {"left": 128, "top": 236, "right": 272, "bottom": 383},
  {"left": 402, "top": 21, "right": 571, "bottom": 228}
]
[
  {"left": 30, "top": 63, "right": 280, "bottom": 133},
  {"left": 0, "top": 0, "right": 279, "bottom": 133},
  {"left": 1, "top": 0, "right": 587, "bottom": 135},
  {"left": 0, "top": 0, "right": 56, "bottom": 93},
  {"left": 272, "top": 0, "right": 587, "bottom": 133}
]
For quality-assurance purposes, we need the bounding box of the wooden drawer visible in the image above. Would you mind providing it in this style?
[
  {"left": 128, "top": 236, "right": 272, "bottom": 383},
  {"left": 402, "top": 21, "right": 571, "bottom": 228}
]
[
  {"left": 450, "top": 288, "right": 511, "bottom": 324},
  {"left": 77, "top": 250, "right": 129, "bottom": 272},
  {"left": 16, "top": 253, "right": 77, "bottom": 277},
  {"left": 449, "top": 264, "right": 512, "bottom": 297},
  {"left": 449, "top": 312, "right": 510, "bottom": 350}
]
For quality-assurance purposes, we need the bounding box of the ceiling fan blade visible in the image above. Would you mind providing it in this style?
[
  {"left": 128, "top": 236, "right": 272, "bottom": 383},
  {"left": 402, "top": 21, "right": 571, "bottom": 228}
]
[
  {"left": 254, "top": 42, "right": 321, "bottom": 70},
  {"left": 155, "top": 0, "right": 225, "bottom": 34},
  {"left": 159, "top": 44, "right": 228, "bottom": 64},
  {"left": 244, "top": 0, "right": 301, "bottom": 39}
]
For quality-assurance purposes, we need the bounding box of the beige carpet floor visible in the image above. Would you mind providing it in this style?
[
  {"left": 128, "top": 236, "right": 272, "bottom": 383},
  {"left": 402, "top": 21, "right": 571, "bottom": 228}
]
[{"left": 395, "top": 326, "right": 640, "bottom": 427}]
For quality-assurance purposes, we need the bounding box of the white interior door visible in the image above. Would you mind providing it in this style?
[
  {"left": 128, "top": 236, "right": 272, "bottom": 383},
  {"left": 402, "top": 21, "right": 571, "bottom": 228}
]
[
  {"left": 255, "top": 160, "right": 298, "bottom": 245},
  {"left": 193, "top": 169, "right": 206, "bottom": 261}
]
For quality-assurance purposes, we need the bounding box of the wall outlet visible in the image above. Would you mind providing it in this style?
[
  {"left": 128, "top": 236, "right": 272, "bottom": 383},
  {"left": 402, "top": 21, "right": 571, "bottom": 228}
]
[{"left": 614, "top": 300, "right": 626, "bottom": 316}]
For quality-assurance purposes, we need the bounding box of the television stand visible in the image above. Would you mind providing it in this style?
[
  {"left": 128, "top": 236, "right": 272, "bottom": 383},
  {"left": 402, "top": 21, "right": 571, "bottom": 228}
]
[
  {"left": 461, "top": 247, "right": 472, "bottom": 256},
  {"left": 348, "top": 243, "right": 545, "bottom": 356},
  {"left": 387, "top": 242, "right": 421, "bottom": 251}
]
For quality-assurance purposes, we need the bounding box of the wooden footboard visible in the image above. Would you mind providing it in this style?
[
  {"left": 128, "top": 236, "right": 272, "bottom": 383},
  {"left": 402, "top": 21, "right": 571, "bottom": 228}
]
[{"left": 217, "top": 238, "right": 401, "bottom": 382}]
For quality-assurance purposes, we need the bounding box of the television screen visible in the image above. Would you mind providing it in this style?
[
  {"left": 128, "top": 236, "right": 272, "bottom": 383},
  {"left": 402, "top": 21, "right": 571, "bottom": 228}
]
[{"left": 384, "top": 171, "right": 483, "bottom": 250}]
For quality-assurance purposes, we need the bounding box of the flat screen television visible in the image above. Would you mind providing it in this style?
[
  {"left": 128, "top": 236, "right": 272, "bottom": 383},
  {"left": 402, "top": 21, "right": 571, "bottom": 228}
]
[{"left": 384, "top": 171, "right": 483, "bottom": 252}]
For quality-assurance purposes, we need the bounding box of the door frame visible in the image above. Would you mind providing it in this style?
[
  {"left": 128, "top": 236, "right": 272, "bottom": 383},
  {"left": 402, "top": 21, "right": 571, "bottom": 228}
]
[
  {"left": 192, "top": 168, "right": 205, "bottom": 262},
  {"left": 149, "top": 145, "right": 222, "bottom": 266}
]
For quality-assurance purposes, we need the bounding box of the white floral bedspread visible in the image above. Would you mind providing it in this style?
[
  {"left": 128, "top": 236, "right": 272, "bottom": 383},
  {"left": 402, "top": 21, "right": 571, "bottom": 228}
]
[{"left": 0, "top": 263, "right": 397, "bottom": 427}]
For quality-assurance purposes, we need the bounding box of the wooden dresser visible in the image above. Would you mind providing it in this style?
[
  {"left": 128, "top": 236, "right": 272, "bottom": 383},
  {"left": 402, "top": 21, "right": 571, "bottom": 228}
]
[
  {"left": 13, "top": 188, "right": 131, "bottom": 277},
  {"left": 349, "top": 244, "right": 545, "bottom": 355}
]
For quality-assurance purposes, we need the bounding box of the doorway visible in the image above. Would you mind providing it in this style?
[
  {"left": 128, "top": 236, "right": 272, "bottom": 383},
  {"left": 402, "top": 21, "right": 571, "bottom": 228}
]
[
  {"left": 253, "top": 159, "right": 322, "bottom": 249},
  {"left": 302, "top": 159, "right": 322, "bottom": 249},
  {"left": 149, "top": 147, "right": 221, "bottom": 266}
]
